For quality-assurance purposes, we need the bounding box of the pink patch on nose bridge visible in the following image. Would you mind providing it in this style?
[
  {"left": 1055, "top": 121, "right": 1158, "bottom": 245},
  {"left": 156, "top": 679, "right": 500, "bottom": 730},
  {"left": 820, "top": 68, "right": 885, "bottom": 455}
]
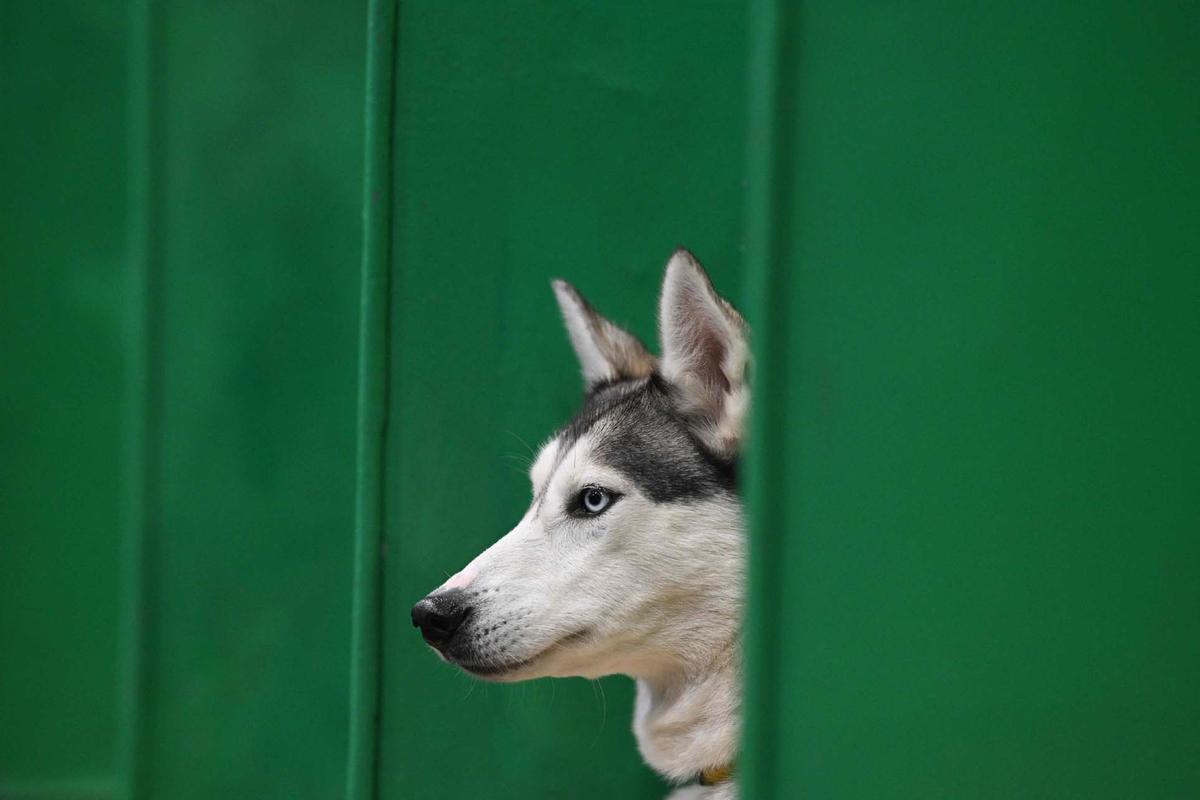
[{"left": 439, "top": 563, "right": 477, "bottom": 592}]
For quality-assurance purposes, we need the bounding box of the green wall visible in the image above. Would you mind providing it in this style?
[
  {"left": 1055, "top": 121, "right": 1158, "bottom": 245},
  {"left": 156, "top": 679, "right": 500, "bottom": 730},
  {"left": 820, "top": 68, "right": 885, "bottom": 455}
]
[
  {"left": 3, "top": 1, "right": 1197, "bottom": 799},
  {"left": 742, "top": 1, "right": 1200, "bottom": 797}
]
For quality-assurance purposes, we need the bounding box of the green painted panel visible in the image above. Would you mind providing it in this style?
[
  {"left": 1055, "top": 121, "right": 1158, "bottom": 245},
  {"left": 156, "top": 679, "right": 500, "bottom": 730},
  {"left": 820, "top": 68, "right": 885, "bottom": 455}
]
[
  {"left": 745, "top": 2, "right": 1200, "bottom": 797},
  {"left": 139, "top": 1, "right": 365, "bottom": 797},
  {"left": 0, "top": 3, "right": 128, "bottom": 792},
  {"left": 380, "top": 3, "right": 749, "bottom": 797}
]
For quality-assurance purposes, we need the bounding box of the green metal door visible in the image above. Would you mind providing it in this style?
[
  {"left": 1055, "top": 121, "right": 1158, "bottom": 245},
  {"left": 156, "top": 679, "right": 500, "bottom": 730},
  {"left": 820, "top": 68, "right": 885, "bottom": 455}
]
[
  {"left": 741, "top": 2, "right": 1200, "bottom": 797},
  {"left": 2, "top": 1, "right": 366, "bottom": 797},
  {"left": 2, "top": 5, "right": 128, "bottom": 794}
]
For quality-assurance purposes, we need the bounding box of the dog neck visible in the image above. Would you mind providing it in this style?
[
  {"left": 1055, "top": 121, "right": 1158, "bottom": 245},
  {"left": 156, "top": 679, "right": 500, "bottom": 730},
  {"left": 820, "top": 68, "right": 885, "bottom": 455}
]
[{"left": 630, "top": 633, "right": 741, "bottom": 786}]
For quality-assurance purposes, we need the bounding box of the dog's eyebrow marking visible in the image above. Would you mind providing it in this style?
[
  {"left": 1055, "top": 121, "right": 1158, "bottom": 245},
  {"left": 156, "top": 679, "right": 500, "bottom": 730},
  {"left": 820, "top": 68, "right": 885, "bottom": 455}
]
[
  {"left": 531, "top": 381, "right": 636, "bottom": 506},
  {"left": 531, "top": 434, "right": 590, "bottom": 515},
  {"left": 529, "top": 437, "right": 562, "bottom": 511}
]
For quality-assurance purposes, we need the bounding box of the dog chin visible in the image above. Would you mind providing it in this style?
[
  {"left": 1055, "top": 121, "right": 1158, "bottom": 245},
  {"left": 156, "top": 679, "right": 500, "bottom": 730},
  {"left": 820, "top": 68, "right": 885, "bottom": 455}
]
[
  {"left": 452, "top": 652, "right": 548, "bottom": 683},
  {"left": 452, "top": 629, "right": 594, "bottom": 682},
  {"left": 457, "top": 661, "right": 536, "bottom": 683}
]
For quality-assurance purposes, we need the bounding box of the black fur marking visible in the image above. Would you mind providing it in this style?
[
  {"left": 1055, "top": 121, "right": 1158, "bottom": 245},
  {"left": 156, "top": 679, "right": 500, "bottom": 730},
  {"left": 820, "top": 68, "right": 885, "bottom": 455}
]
[{"left": 556, "top": 374, "right": 737, "bottom": 503}]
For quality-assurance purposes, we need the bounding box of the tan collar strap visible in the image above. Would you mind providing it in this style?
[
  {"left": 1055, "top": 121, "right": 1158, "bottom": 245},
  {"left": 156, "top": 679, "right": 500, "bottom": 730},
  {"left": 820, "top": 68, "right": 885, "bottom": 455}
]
[{"left": 698, "top": 764, "right": 735, "bottom": 786}]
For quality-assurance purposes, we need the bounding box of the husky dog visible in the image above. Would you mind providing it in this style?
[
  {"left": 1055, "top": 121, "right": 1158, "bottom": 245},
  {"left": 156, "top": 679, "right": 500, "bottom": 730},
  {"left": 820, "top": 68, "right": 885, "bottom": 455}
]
[{"left": 412, "top": 250, "right": 747, "bottom": 799}]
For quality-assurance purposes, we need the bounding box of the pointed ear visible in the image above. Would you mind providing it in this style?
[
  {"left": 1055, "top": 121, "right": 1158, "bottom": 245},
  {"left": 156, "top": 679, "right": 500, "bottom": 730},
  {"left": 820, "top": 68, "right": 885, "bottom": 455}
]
[
  {"left": 552, "top": 279, "right": 656, "bottom": 389},
  {"left": 658, "top": 249, "right": 749, "bottom": 457}
]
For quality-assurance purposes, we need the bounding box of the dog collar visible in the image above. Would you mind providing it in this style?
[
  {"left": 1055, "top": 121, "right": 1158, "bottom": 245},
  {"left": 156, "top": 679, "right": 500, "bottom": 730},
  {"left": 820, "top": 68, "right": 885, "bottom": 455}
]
[{"left": 698, "top": 764, "right": 735, "bottom": 786}]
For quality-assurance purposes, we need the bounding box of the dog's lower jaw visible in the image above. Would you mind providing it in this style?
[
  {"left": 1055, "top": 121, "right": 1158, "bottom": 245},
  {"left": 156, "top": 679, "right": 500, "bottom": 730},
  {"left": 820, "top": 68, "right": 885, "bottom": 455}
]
[{"left": 632, "top": 640, "right": 741, "bottom": 799}]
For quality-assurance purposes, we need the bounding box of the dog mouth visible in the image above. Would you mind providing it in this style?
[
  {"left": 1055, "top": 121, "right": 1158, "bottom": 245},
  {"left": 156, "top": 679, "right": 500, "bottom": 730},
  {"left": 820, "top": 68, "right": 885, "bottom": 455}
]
[{"left": 453, "top": 629, "right": 592, "bottom": 680}]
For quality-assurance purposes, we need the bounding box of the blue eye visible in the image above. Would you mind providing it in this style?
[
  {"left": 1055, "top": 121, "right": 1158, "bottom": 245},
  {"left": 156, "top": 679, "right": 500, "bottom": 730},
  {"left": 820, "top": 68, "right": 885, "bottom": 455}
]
[{"left": 580, "top": 487, "right": 612, "bottom": 515}]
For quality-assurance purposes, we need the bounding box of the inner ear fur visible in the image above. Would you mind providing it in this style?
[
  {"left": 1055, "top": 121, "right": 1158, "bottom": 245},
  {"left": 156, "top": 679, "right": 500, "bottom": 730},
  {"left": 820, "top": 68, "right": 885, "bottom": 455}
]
[{"left": 657, "top": 249, "right": 748, "bottom": 458}]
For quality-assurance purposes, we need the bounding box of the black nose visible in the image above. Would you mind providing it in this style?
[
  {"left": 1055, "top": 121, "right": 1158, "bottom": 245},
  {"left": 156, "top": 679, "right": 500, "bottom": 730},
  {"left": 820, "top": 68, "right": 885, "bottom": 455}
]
[{"left": 411, "top": 590, "right": 469, "bottom": 648}]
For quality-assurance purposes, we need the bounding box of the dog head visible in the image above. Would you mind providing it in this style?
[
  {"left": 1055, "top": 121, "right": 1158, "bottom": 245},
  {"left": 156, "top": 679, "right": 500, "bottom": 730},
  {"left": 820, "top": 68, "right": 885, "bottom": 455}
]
[{"left": 412, "top": 249, "right": 747, "bottom": 682}]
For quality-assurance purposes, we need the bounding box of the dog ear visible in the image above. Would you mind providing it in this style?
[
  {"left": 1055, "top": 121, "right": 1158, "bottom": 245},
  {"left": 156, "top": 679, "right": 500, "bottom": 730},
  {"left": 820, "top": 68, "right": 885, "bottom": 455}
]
[
  {"left": 658, "top": 249, "right": 748, "bottom": 458},
  {"left": 552, "top": 279, "right": 656, "bottom": 389}
]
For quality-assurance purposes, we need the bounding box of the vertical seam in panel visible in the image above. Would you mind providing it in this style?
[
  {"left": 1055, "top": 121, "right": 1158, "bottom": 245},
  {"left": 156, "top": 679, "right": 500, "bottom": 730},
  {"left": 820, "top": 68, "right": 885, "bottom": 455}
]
[
  {"left": 742, "top": 0, "right": 795, "bottom": 797},
  {"left": 118, "top": 1, "right": 164, "bottom": 799},
  {"left": 346, "top": 0, "right": 398, "bottom": 798}
]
